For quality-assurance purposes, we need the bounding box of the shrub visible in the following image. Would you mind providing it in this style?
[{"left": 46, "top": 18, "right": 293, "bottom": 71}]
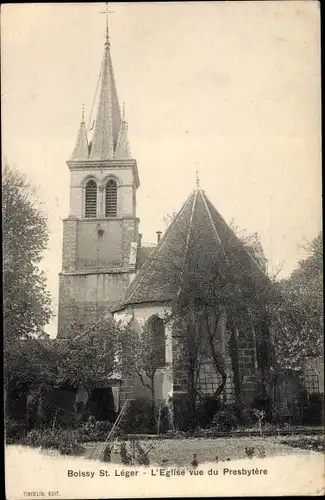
[
  {"left": 281, "top": 435, "right": 325, "bottom": 452},
  {"left": 302, "top": 392, "right": 324, "bottom": 425},
  {"left": 241, "top": 406, "right": 257, "bottom": 425},
  {"left": 23, "top": 427, "right": 85, "bottom": 456},
  {"left": 80, "top": 419, "right": 114, "bottom": 442},
  {"left": 173, "top": 394, "right": 192, "bottom": 431},
  {"left": 122, "top": 398, "right": 155, "bottom": 434},
  {"left": 252, "top": 396, "right": 272, "bottom": 421},
  {"left": 25, "top": 428, "right": 43, "bottom": 447},
  {"left": 57, "top": 429, "right": 84, "bottom": 456},
  {"left": 5, "top": 419, "right": 27, "bottom": 444},
  {"left": 196, "top": 397, "right": 222, "bottom": 429},
  {"left": 210, "top": 406, "right": 238, "bottom": 433},
  {"left": 156, "top": 403, "right": 170, "bottom": 434}
]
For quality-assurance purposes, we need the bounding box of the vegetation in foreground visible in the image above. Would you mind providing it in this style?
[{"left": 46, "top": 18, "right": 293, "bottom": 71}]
[{"left": 5, "top": 416, "right": 324, "bottom": 467}]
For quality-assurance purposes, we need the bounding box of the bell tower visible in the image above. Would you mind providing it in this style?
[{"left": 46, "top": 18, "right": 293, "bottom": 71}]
[{"left": 58, "top": 24, "right": 140, "bottom": 337}]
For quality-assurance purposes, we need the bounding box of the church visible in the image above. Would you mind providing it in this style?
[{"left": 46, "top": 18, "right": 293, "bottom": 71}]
[{"left": 57, "top": 21, "right": 278, "bottom": 421}]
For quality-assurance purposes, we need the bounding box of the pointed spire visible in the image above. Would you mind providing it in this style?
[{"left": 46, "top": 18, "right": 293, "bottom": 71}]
[
  {"left": 115, "top": 104, "right": 132, "bottom": 159},
  {"left": 89, "top": 6, "right": 120, "bottom": 160},
  {"left": 69, "top": 105, "right": 89, "bottom": 161}
]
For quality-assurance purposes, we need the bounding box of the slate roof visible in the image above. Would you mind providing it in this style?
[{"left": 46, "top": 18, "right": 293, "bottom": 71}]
[
  {"left": 69, "top": 34, "right": 131, "bottom": 162},
  {"left": 112, "top": 187, "right": 269, "bottom": 313},
  {"left": 69, "top": 119, "right": 89, "bottom": 161},
  {"left": 136, "top": 245, "right": 156, "bottom": 270}
]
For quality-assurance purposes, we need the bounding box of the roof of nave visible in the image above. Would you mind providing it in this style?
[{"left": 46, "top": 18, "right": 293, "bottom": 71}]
[{"left": 112, "top": 185, "right": 269, "bottom": 313}]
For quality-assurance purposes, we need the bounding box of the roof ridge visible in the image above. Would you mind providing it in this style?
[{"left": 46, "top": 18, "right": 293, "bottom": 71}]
[
  {"left": 199, "top": 190, "right": 227, "bottom": 259},
  {"left": 176, "top": 189, "right": 198, "bottom": 298}
]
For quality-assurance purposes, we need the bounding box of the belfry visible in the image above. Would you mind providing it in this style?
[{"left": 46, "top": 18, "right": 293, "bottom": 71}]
[{"left": 58, "top": 20, "right": 142, "bottom": 337}]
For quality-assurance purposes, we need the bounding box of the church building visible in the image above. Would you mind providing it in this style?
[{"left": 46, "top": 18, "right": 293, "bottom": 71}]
[{"left": 57, "top": 21, "right": 276, "bottom": 421}]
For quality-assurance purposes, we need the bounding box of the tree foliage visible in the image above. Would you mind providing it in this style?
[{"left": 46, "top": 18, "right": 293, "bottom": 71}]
[
  {"left": 122, "top": 322, "right": 168, "bottom": 417},
  {"left": 272, "top": 232, "right": 323, "bottom": 372},
  {"left": 54, "top": 318, "right": 124, "bottom": 391},
  {"left": 4, "top": 339, "right": 59, "bottom": 399},
  {"left": 4, "top": 317, "right": 126, "bottom": 398},
  {"left": 2, "top": 164, "right": 52, "bottom": 340},
  {"left": 162, "top": 208, "right": 273, "bottom": 423}
]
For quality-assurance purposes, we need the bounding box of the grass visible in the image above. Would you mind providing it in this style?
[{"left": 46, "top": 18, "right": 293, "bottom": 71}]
[{"left": 83, "top": 435, "right": 316, "bottom": 466}]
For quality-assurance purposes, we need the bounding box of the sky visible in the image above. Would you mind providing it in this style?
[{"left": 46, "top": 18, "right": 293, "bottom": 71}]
[{"left": 1, "top": 1, "right": 322, "bottom": 337}]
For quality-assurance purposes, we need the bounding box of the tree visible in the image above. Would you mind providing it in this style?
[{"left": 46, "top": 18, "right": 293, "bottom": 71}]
[
  {"left": 271, "top": 232, "right": 323, "bottom": 374},
  {"left": 170, "top": 311, "right": 206, "bottom": 430},
  {"left": 4, "top": 316, "right": 127, "bottom": 420},
  {"left": 161, "top": 208, "right": 273, "bottom": 429},
  {"left": 4, "top": 339, "right": 59, "bottom": 398},
  {"left": 2, "top": 164, "right": 52, "bottom": 340},
  {"left": 53, "top": 317, "right": 124, "bottom": 391},
  {"left": 122, "top": 322, "right": 168, "bottom": 428}
]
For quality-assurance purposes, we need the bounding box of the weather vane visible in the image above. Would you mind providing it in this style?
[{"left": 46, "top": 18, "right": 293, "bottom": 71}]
[{"left": 100, "top": 3, "right": 115, "bottom": 45}]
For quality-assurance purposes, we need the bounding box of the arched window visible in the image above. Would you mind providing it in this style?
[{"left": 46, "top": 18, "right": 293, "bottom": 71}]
[
  {"left": 146, "top": 315, "right": 166, "bottom": 367},
  {"left": 85, "top": 180, "right": 97, "bottom": 218},
  {"left": 105, "top": 179, "right": 117, "bottom": 217}
]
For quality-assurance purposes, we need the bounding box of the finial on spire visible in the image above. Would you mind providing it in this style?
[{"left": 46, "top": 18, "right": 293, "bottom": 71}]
[
  {"left": 122, "top": 102, "right": 125, "bottom": 120},
  {"left": 81, "top": 103, "right": 85, "bottom": 123},
  {"left": 196, "top": 170, "right": 200, "bottom": 189},
  {"left": 101, "top": 3, "right": 115, "bottom": 47}
]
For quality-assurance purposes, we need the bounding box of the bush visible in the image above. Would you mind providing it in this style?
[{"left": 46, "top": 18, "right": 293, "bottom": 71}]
[
  {"left": 173, "top": 394, "right": 193, "bottom": 432},
  {"left": 196, "top": 397, "right": 222, "bottom": 429},
  {"left": 80, "top": 419, "right": 114, "bottom": 442},
  {"left": 252, "top": 396, "right": 272, "bottom": 421},
  {"left": 281, "top": 435, "right": 325, "bottom": 452},
  {"left": 57, "top": 429, "right": 84, "bottom": 456},
  {"left": 122, "top": 398, "right": 155, "bottom": 434},
  {"left": 5, "top": 419, "right": 28, "bottom": 444},
  {"left": 23, "top": 427, "right": 85, "bottom": 456},
  {"left": 155, "top": 402, "right": 171, "bottom": 434},
  {"left": 25, "top": 428, "right": 43, "bottom": 447},
  {"left": 210, "top": 406, "right": 238, "bottom": 433},
  {"left": 302, "top": 392, "right": 324, "bottom": 425}
]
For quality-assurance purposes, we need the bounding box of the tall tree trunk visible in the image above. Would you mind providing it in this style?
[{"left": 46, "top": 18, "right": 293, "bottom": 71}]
[
  {"left": 205, "top": 312, "right": 228, "bottom": 399},
  {"left": 187, "top": 363, "right": 197, "bottom": 431},
  {"left": 208, "top": 337, "right": 227, "bottom": 398},
  {"left": 229, "top": 325, "right": 242, "bottom": 412},
  {"left": 150, "top": 376, "right": 156, "bottom": 431}
]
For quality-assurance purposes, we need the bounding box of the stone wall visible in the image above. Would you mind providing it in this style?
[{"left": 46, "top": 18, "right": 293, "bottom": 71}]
[
  {"left": 58, "top": 159, "right": 140, "bottom": 338},
  {"left": 58, "top": 271, "right": 131, "bottom": 337},
  {"left": 237, "top": 334, "right": 259, "bottom": 405},
  {"left": 173, "top": 328, "right": 260, "bottom": 406}
]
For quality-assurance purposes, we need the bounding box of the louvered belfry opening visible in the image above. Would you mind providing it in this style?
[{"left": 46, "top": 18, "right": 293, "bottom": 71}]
[
  {"left": 85, "top": 180, "right": 97, "bottom": 218},
  {"left": 105, "top": 179, "right": 117, "bottom": 217}
]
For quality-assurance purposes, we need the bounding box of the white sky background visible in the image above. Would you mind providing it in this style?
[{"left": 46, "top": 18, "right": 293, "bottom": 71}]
[{"left": 1, "top": 2, "right": 322, "bottom": 338}]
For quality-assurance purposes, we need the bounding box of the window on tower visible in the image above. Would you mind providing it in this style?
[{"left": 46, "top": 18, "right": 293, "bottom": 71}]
[
  {"left": 85, "top": 180, "right": 97, "bottom": 218},
  {"left": 105, "top": 179, "right": 117, "bottom": 217}
]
